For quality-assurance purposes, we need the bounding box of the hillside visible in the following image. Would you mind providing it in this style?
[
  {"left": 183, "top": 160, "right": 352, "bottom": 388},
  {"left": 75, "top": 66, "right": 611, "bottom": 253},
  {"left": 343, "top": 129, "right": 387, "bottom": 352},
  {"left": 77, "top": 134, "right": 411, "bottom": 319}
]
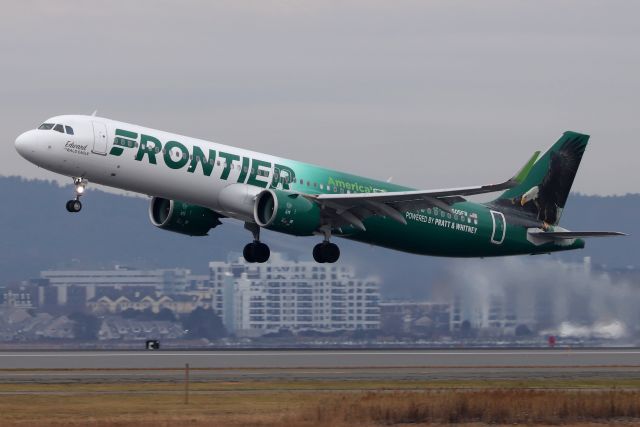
[{"left": 0, "top": 176, "right": 637, "bottom": 297}]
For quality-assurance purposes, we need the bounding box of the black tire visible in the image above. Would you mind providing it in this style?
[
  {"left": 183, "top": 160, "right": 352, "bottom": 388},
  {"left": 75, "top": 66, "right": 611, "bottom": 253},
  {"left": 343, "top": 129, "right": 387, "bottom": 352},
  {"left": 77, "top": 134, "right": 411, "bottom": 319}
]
[
  {"left": 313, "top": 243, "right": 325, "bottom": 263},
  {"left": 255, "top": 242, "right": 270, "bottom": 263},
  {"left": 243, "top": 243, "right": 255, "bottom": 263},
  {"left": 325, "top": 243, "right": 340, "bottom": 263},
  {"left": 66, "top": 199, "right": 82, "bottom": 213}
]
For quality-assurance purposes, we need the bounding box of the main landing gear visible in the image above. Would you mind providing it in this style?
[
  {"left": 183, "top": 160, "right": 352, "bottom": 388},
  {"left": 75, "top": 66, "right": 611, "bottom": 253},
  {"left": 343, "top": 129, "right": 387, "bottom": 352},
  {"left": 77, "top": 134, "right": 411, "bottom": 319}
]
[
  {"left": 312, "top": 228, "right": 340, "bottom": 263},
  {"left": 65, "top": 177, "right": 87, "bottom": 213},
  {"left": 243, "top": 223, "right": 270, "bottom": 263},
  {"left": 240, "top": 224, "right": 340, "bottom": 264}
]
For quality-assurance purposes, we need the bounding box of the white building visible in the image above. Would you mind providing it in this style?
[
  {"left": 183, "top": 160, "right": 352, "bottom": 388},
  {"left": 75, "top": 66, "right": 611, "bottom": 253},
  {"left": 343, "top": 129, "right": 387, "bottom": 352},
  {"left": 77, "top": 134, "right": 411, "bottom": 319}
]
[
  {"left": 209, "top": 253, "right": 380, "bottom": 337},
  {"left": 40, "top": 266, "right": 198, "bottom": 305}
]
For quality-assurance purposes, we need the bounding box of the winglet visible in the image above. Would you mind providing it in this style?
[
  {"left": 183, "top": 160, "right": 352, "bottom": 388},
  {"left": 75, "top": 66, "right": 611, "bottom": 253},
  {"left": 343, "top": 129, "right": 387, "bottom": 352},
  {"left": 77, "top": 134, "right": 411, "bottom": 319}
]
[{"left": 513, "top": 150, "right": 541, "bottom": 184}]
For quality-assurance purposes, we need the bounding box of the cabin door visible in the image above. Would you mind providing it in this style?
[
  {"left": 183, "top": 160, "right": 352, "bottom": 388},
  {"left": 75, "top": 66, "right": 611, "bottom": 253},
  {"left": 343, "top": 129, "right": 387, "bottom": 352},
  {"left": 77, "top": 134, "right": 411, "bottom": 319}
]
[
  {"left": 490, "top": 210, "right": 506, "bottom": 244},
  {"left": 92, "top": 122, "right": 108, "bottom": 155}
]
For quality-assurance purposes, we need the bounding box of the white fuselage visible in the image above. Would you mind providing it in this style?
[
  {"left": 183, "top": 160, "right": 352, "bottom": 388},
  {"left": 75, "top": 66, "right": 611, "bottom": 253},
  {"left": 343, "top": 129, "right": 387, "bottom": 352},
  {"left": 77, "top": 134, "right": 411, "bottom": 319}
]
[{"left": 15, "top": 114, "right": 343, "bottom": 223}]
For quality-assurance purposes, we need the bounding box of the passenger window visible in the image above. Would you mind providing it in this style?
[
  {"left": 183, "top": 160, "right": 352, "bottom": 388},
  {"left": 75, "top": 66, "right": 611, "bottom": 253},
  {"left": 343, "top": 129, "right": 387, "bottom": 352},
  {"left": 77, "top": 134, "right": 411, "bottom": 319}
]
[
  {"left": 38, "top": 123, "right": 54, "bottom": 130},
  {"left": 65, "top": 126, "right": 74, "bottom": 135},
  {"left": 53, "top": 124, "right": 64, "bottom": 133}
]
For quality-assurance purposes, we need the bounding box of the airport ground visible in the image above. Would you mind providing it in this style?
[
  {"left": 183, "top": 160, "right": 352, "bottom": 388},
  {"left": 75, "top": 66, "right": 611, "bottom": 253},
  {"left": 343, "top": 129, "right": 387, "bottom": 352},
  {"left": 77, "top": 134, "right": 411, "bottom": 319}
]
[{"left": 0, "top": 349, "right": 639, "bottom": 426}]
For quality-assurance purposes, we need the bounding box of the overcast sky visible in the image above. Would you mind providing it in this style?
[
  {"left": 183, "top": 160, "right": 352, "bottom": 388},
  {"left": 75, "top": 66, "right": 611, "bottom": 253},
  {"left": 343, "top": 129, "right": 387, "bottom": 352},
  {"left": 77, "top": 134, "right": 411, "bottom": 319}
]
[{"left": 1, "top": 1, "right": 638, "bottom": 195}]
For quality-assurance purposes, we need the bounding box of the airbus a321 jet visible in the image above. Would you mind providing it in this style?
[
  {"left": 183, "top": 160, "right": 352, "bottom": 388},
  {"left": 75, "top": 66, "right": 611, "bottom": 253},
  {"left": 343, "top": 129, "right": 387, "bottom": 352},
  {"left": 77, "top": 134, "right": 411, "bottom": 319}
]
[{"left": 15, "top": 115, "right": 624, "bottom": 263}]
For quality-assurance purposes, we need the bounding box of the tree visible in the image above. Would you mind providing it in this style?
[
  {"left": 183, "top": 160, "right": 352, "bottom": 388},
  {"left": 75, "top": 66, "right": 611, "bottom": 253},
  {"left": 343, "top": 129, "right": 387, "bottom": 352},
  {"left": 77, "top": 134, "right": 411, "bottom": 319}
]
[
  {"left": 515, "top": 324, "right": 533, "bottom": 337},
  {"left": 156, "top": 308, "right": 176, "bottom": 322},
  {"left": 459, "top": 320, "right": 475, "bottom": 339},
  {"left": 181, "top": 308, "right": 226, "bottom": 340},
  {"left": 69, "top": 312, "right": 101, "bottom": 341}
]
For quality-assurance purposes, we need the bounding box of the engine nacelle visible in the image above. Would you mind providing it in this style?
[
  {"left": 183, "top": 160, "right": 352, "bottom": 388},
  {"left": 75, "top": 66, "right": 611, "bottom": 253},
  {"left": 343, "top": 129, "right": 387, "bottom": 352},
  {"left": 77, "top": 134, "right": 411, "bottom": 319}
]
[
  {"left": 149, "top": 197, "right": 222, "bottom": 236},
  {"left": 254, "top": 189, "right": 321, "bottom": 236}
]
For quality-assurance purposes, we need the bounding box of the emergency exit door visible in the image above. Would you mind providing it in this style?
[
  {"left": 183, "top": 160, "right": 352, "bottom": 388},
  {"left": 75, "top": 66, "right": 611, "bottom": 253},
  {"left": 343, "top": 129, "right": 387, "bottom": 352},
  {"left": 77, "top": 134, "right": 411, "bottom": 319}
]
[{"left": 92, "top": 122, "right": 108, "bottom": 155}]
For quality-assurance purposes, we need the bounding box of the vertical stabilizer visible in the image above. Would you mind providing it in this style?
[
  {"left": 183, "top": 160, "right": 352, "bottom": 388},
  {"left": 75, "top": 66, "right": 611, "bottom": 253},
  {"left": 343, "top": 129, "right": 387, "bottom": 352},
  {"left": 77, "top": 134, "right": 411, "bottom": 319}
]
[{"left": 493, "top": 131, "right": 588, "bottom": 226}]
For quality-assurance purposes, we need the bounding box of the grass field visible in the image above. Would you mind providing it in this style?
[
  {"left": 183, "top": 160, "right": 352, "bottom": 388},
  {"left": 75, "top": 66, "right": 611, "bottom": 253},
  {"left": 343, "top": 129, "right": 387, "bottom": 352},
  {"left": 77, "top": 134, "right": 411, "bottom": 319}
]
[{"left": 1, "top": 375, "right": 640, "bottom": 426}]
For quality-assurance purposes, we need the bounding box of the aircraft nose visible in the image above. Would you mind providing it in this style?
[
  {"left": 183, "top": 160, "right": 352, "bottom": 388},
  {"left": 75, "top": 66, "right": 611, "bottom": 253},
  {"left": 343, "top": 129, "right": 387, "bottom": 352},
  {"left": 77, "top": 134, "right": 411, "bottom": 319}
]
[{"left": 15, "top": 130, "right": 38, "bottom": 158}]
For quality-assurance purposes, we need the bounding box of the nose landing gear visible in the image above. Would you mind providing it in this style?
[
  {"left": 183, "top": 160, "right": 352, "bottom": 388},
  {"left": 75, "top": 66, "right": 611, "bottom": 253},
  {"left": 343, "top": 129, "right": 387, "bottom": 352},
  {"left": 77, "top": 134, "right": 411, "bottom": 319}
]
[{"left": 66, "top": 177, "right": 87, "bottom": 213}]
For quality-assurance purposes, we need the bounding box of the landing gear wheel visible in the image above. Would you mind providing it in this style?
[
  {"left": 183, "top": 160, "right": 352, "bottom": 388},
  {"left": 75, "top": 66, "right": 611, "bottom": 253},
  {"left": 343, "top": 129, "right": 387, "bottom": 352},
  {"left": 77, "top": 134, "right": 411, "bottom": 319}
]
[
  {"left": 66, "top": 199, "right": 82, "bottom": 213},
  {"left": 243, "top": 243, "right": 255, "bottom": 263},
  {"left": 243, "top": 242, "right": 270, "bottom": 263},
  {"left": 313, "top": 242, "right": 340, "bottom": 263},
  {"left": 312, "top": 244, "right": 324, "bottom": 263},
  {"left": 255, "top": 242, "right": 270, "bottom": 263}
]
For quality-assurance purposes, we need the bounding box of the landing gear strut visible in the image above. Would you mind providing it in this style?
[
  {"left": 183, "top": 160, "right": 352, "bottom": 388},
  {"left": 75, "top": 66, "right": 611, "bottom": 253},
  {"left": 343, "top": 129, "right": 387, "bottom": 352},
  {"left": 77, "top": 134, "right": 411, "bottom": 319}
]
[
  {"left": 66, "top": 177, "right": 87, "bottom": 213},
  {"left": 313, "top": 228, "right": 340, "bottom": 263},
  {"left": 243, "top": 222, "right": 270, "bottom": 263}
]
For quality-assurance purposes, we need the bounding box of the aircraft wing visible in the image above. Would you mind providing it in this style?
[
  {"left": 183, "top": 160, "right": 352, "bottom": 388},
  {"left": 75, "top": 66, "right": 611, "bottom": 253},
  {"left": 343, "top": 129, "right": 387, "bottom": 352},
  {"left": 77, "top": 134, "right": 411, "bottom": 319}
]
[
  {"left": 308, "top": 178, "right": 519, "bottom": 231},
  {"left": 305, "top": 151, "right": 540, "bottom": 231},
  {"left": 314, "top": 178, "right": 518, "bottom": 204}
]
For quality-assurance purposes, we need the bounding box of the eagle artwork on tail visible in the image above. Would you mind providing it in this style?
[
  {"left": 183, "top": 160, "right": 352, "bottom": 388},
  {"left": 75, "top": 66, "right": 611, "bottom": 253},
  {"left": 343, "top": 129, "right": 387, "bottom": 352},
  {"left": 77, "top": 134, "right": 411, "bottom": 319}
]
[{"left": 519, "top": 136, "right": 586, "bottom": 228}]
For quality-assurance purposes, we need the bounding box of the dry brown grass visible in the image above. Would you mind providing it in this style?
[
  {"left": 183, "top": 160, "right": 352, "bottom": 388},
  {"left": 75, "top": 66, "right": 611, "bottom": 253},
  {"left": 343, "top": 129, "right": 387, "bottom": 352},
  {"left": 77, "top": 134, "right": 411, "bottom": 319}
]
[
  {"left": 303, "top": 390, "right": 640, "bottom": 425},
  {"left": 0, "top": 382, "right": 639, "bottom": 426}
]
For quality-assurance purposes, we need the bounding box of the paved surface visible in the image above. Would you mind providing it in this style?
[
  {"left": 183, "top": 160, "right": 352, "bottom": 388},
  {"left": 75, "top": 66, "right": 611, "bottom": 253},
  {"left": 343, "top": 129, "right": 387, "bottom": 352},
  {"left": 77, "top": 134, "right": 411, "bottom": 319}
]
[
  {"left": 0, "top": 349, "right": 638, "bottom": 383},
  {"left": 0, "top": 349, "right": 639, "bottom": 369}
]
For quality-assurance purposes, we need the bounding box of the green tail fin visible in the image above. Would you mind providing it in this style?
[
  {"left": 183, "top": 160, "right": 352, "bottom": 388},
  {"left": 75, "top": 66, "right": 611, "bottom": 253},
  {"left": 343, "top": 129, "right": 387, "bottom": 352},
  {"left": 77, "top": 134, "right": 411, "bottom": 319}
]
[{"left": 493, "top": 131, "right": 589, "bottom": 226}]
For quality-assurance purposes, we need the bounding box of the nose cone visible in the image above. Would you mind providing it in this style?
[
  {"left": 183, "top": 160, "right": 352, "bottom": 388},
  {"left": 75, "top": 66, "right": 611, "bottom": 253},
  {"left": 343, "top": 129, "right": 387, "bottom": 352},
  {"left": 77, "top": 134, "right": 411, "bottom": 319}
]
[{"left": 15, "top": 130, "right": 38, "bottom": 159}]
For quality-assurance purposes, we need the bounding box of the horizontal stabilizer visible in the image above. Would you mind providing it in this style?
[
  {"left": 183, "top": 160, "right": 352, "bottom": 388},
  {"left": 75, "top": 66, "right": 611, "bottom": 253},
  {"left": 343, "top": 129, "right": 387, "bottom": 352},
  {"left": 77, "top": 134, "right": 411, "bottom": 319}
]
[
  {"left": 527, "top": 228, "right": 626, "bottom": 246},
  {"left": 536, "top": 231, "right": 626, "bottom": 239}
]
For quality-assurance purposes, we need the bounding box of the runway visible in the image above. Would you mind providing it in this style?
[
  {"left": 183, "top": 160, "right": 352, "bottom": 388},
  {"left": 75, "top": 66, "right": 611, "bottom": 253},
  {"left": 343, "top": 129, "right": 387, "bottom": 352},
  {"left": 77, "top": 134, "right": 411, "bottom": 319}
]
[
  {"left": 0, "top": 349, "right": 638, "bottom": 383},
  {"left": 0, "top": 349, "right": 639, "bottom": 369}
]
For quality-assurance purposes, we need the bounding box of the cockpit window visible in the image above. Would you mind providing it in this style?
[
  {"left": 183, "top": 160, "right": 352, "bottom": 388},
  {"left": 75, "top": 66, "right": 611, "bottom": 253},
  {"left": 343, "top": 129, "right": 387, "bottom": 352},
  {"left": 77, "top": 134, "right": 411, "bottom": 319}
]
[
  {"left": 38, "top": 123, "right": 54, "bottom": 130},
  {"left": 53, "top": 124, "right": 64, "bottom": 133},
  {"left": 65, "top": 126, "right": 74, "bottom": 135}
]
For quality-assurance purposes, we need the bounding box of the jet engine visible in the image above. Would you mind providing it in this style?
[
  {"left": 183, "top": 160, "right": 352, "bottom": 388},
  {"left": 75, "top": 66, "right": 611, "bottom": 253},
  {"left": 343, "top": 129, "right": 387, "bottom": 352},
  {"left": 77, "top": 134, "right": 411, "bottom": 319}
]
[
  {"left": 254, "top": 189, "right": 321, "bottom": 236},
  {"left": 149, "top": 197, "right": 222, "bottom": 236}
]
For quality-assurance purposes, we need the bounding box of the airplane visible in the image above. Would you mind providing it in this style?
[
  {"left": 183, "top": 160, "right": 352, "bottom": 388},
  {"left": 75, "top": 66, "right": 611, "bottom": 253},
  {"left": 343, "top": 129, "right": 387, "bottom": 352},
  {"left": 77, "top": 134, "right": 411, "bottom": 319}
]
[{"left": 14, "top": 115, "right": 624, "bottom": 263}]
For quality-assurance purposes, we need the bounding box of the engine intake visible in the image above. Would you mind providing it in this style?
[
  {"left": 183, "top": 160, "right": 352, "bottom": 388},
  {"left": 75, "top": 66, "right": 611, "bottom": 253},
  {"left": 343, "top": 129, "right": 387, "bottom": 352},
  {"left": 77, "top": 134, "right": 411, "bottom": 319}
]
[
  {"left": 254, "top": 189, "right": 321, "bottom": 236},
  {"left": 149, "top": 197, "right": 222, "bottom": 236}
]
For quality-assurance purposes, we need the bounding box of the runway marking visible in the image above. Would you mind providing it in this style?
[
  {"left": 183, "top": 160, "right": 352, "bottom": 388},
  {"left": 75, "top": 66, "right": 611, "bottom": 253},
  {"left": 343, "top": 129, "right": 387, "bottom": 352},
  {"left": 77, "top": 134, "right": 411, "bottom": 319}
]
[{"left": 1, "top": 351, "right": 639, "bottom": 357}]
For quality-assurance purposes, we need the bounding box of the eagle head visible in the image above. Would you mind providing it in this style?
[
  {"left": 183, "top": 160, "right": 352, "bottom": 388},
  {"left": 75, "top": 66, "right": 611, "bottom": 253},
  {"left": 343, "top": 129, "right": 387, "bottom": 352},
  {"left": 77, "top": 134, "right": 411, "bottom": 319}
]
[{"left": 520, "top": 186, "right": 539, "bottom": 206}]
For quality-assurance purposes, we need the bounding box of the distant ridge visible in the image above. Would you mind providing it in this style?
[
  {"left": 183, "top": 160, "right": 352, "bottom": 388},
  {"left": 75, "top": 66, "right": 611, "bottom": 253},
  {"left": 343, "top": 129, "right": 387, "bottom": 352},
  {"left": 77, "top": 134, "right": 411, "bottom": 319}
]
[{"left": 0, "top": 176, "right": 637, "bottom": 295}]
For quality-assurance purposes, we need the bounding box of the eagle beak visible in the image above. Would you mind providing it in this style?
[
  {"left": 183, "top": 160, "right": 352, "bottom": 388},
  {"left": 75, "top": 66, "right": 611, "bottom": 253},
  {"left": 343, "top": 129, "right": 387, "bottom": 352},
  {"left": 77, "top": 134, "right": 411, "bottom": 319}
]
[{"left": 520, "top": 197, "right": 527, "bottom": 206}]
